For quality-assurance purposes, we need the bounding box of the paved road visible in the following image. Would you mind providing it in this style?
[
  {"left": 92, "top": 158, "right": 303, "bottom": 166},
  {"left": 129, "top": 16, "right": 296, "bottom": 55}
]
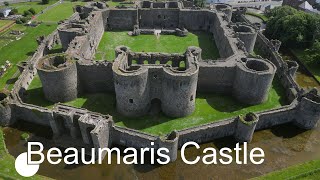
[{"left": 228, "top": 1, "right": 282, "bottom": 7}]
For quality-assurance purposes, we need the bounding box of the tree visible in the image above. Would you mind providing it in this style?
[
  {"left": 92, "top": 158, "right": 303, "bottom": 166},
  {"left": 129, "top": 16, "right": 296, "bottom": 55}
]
[
  {"left": 194, "top": 0, "right": 205, "bottom": 8},
  {"left": 42, "top": 0, "right": 49, "bottom": 4},
  {"left": 4, "top": 1, "right": 9, "bottom": 6},
  {"left": 264, "top": 6, "right": 320, "bottom": 48},
  {"left": 28, "top": 8, "right": 36, "bottom": 15},
  {"left": 305, "top": 40, "right": 320, "bottom": 64},
  {"left": 9, "top": 8, "right": 18, "bottom": 15},
  {"left": 23, "top": 10, "right": 32, "bottom": 17}
]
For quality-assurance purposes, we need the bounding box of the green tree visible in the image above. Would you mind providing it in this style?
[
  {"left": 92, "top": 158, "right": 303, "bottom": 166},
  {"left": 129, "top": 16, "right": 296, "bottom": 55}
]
[
  {"left": 28, "top": 8, "right": 36, "bottom": 15},
  {"left": 305, "top": 40, "right": 320, "bottom": 64},
  {"left": 4, "top": 1, "right": 9, "bottom": 6},
  {"left": 194, "top": 0, "right": 205, "bottom": 7},
  {"left": 9, "top": 8, "right": 18, "bottom": 15},
  {"left": 23, "top": 10, "right": 32, "bottom": 17},
  {"left": 42, "top": 0, "right": 50, "bottom": 4},
  {"left": 264, "top": 6, "right": 320, "bottom": 48}
]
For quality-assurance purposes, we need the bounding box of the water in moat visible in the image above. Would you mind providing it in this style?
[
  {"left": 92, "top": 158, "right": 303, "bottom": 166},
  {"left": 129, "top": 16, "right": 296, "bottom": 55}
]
[
  {"left": 3, "top": 120, "right": 320, "bottom": 180},
  {"left": 3, "top": 49, "right": 320, "bottom": 179}
]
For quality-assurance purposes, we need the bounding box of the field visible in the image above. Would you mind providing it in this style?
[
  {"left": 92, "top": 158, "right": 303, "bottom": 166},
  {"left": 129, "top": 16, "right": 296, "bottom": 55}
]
[
  {"left": 25, "top": 76, "right": 287, "bottom": 135},
  {"left": 256, "top": 160, "right": 320, "bottom": 179},
  {"left": 0, "top": 0, "right": 83, "bottom": 92},
  {"left": 0, "top": 20, "right": 14, "bottom": 31},
  {"left": 0, "top": 24, "right": 57, "bottom": 91},
  {"left": 37, "top": 1, "right": 86, "bottom": 22},
  {"left": 95, "top": 31, "right": 220, "bottom": 60},
  {"left": 1, "top": 0, "right": 58, "bottom": 15}
]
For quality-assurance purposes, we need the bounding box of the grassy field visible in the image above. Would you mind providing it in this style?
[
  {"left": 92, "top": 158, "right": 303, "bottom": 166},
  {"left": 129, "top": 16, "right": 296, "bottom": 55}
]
[
  {"left": 25, "top": 76, "right": 287, "bottom": 135},
  {"left": 0, "top": 24, "right": 57, "bottom": 91},
  {"left": 291, "top": 49, "right": 320, "bottom": 82},
  {"left": 96, "top": 31, "right": 220, "bottom": 60},
  {"left": 0, "top": 20, "right": 14, "bottom": 30},
  {"left": 246, "top": 12, "right": 269, "bottom": 23},
  {"left": 255, "top": 160, "right": 320, "bottom": 179},
  {"left": 36, "top": 1, "right": 86, "bottom": 22},
  {"left": 1, "top": 0, "right": 58, "bottom": 15}
]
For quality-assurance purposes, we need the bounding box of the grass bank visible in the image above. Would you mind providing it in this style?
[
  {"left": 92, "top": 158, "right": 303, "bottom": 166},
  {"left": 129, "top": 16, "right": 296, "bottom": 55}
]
[
  {"left": 291, "top": 49, "right": 320, "bottom": 82},
  {"left": 255, "top": 160, "right": 320, "bottom": 179},
  {"left": 246, "top": 12, "right": 268, "bottom": 23}
]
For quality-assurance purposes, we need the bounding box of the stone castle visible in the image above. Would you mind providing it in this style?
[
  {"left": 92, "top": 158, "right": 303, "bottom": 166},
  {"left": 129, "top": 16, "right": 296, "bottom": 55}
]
[{"left": 0, "top": 1, "right": 319, "bottom": 161}]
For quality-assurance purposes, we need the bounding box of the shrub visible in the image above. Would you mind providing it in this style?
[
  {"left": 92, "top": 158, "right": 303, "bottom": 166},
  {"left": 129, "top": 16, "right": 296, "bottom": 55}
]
[
  {"left": 16, "top": 19, "right": 23, "bottom": 24},
  {"left": 9, "top": 8, "right": 18, "bottom": 15},
  {"left": 42, "top": 0, "right": 50, "bottom": 4},
  {"left": 23, "top": 10, "right": 32, "bottom": 17},
  {"left": 28, "top": 8, "right": 36, "bottom": 15},
  {"left": 4, "top": 1, "right": 9, "bottom": 6}
]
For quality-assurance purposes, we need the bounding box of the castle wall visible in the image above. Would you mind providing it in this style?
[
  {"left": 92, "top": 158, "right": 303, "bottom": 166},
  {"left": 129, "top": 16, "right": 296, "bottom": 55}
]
[
  {"left": 107, "top": 9, "right": 137, "bottom": 30},
  {"left": 197, "top": 62, "right": 235, "bottom": 93},
  {"left": 12, "top": 103, "right": 52, "bottom": 126},
  {"left": 139, "top": 9, "right": 180, "bottom": 29},
  {"left": 77, "top": 61, "right": 114, "bottom": 93}
]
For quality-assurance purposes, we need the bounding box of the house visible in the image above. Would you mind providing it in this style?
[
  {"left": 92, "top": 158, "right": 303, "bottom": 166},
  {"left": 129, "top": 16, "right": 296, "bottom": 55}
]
[{"left": 0, "top": 8, "right": 11, "bottom": 17}]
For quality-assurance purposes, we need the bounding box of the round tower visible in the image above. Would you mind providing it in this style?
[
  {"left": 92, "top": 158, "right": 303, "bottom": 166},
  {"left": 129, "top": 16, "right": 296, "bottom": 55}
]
[
  {"left": 112, "top": 46, "right": 150, "bottom": 117},
  {"left": 233, "top": 58, "right": 276, "bottom": 105},
  {"left": 37, "top": 54, "right": 78, "bottom": 103},
  {"left": 233, "top": 24, "right": 257, "bottom": 53},
  {"left": 234, "top": 112, "right": 259, "bottom": 143},
  {"left": 161, "top": 47, "right": 199, "bottom": 117},
  {"left": 0, "top": 93, "right": 13, "bottom": 126},
  {"left": 294, "top": 90, "right": 320, "bottom": 129},
  {"left": 214, "top": 4, "right": 233, "bottom": 22}
]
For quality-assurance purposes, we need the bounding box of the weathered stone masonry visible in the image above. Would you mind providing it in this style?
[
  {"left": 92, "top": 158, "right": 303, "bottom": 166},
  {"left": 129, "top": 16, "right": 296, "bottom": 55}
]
[{"left": 0, "top": 2, "right": 319, "bottom": 162}]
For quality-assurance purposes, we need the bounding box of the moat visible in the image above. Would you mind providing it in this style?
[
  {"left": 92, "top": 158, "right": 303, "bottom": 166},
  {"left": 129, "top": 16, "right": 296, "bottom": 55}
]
[{"left": 3, "top": 121, "right": 320, "bottom": 179}]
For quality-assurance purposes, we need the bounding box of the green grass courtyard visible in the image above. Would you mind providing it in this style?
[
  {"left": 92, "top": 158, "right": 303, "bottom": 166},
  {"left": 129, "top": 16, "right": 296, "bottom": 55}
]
[{"left": 95, "top": 31, "right": 220, "bottom": 60}]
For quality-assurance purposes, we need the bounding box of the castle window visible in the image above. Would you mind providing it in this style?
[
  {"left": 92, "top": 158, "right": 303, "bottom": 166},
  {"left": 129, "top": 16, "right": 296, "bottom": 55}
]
[
  {"left": 158, "top": 15, "right": 161, "bottom": 19},
  {"left": 129, "top": 99, "right": 134, "bottom": 103},
  {"left": 154, "top": 75, "right": 158, "bottom": 79},
  {"left": 190, "top": 95, "right": 194, "bottom": 101}
]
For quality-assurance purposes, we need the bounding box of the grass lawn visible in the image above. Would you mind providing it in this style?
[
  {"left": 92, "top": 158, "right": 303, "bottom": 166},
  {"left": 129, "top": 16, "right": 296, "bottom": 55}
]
[
  {"left": 0, "top": 128, "right": 47, "bottom": 179},
  {"left": 291, "top": 49, "right": 320, "bottom": 82},
  {"left": 95, "top": 31, "right": 220, "bottom": 60},
  {"left": 105, "top": 0, "right": 133, "bottom": 7},
  {"left": 0, "top": 20, "right": 14, "bottom": 30},
  {"left": 2, "top": 0, "right": 58, "bottom": 15},
  {"left": 25, "top": 76, "right": 287, "bottom": 135},
  {"left": 246, "top": 12, "right": 268, "bottom": 23},
  {"left": 36, "top": 1, "right": 86, "bottom": 22},
  {"left": 0, "top": 23, "right": 57, "bottom": 91},
  {"left": 255, "top": 160, "right": 320, "bottom": 180}
]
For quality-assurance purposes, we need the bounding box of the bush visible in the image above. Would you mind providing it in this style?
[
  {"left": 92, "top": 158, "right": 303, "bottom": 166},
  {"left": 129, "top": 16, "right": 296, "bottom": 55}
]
[
  {"left": 9, "top": 8, "right": 18, "bottom": 15},
  {"left": 20, "top": 17, "right": 30, "bottom": 24},
  {"left": 28, "top": 8, "right": 36, "bottom": 15},
  {"left": 23, "top": 10, "right": 32, "bottom": 17},
  {"left": 16, "top": 19, "right": 23, "bottom": 24},
  {"left": 42, "top": 0, "right": 49, "bottom": 4},
  {"left": 4, "top": 1, "right": 9, "bottom": 6}
]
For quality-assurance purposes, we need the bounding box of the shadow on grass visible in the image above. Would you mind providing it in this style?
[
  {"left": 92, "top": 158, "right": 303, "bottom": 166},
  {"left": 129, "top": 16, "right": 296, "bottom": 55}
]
[
  {"left": 197, "top": 93, "right": 250, "bottom": 113},
  {"left": 6, "top": 77, "right": 18, "bottom": 85},
  {"left": 195, "top": 31, "right": 220, "bottom": 60},
  {"left": 24, "top": 87, "right": 55, "bottom": 108}
]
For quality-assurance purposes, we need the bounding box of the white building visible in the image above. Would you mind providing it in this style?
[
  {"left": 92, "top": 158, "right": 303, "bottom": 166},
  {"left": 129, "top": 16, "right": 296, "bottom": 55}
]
[{"left": 0, "top": 8, "right": 11, "bottom": 17}]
